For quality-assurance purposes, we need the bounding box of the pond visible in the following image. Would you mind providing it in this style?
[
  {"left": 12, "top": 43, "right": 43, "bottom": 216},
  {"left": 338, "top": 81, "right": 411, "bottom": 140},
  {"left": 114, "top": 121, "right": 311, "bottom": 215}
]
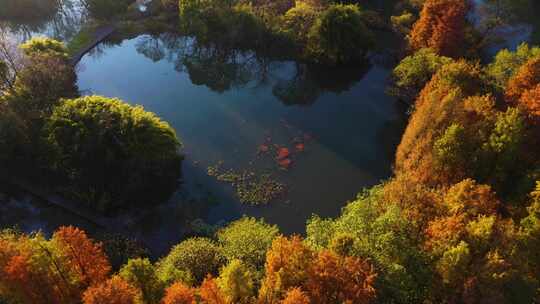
[{"left": 76, "top": 32, "right": 406, "bottom": 245}]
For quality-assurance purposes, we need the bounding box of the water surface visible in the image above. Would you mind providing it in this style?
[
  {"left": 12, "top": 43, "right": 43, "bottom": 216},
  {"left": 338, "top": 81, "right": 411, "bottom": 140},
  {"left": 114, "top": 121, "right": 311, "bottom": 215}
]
[{"left": 77, "top": 34, "right": 406, "bottom": 236}]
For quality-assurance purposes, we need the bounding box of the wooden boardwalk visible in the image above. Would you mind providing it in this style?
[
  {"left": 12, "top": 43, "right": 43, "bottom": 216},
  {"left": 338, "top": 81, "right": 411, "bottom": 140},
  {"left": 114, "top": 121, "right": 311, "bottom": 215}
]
[{"left": 70, "top": 25, "right": 116, "bottom": 66}]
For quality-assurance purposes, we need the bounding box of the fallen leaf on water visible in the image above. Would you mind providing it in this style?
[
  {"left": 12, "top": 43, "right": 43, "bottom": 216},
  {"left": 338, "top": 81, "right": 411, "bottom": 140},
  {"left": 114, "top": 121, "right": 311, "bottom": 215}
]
[
  {"left": 258, "top": 144, "right": 270, "bottom": 153},
  {"left": 279, "top": 158, "right": 292, "bottom": 169},
  {"left": 277, "top": 147, "right": 290, "bottom": 160},
  {"left": 295, "top": 143, "right": 305, "bottom": 152}
]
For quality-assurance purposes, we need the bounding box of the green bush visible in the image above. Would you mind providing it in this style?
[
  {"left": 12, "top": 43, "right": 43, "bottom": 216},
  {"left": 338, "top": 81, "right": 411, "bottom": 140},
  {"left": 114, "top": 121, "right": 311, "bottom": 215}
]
[
  {"left": 217, "top": 217, "right": 279, "bottom": 270},
  {"left": 20, "top": 37, "right": 69, "bottom": 59},
  {"left": 157, "top": 237, "right": 225, "bottom": 284},
  {"left": 307, "top": 4, "right": 374, "bottom": 65},
  {"left": 280, "top": 2, "right": 319, "bottom": 45},
  {"left": 486, "top": 43, "right": 540, "bottom": 89},
  {"left": 217, "top": 259, "right": 256, "bottom": 303},
  {"left": 306, "top": 186, "right": 432, "bottom": 303},
  {"left": 43, "top": 95, "right": 182, "bottom": 211},
  {"left": 391, "top": 48, "right": 453, "bottom": 101},
  {"left": 119, "top": 258, "right": 164, "bottom": 304}
]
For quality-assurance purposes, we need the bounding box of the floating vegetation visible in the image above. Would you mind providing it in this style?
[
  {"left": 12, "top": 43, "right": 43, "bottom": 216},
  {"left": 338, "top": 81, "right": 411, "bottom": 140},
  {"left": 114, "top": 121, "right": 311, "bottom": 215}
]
[
  {"left": 207, "top": 163, "right": 286, "bottom": 205},
  {"left": 207, "top": 125, "right": 313, "bottom": 204},
  {"left": 277, "top": 147, "right": 290, "bottom": 160}
]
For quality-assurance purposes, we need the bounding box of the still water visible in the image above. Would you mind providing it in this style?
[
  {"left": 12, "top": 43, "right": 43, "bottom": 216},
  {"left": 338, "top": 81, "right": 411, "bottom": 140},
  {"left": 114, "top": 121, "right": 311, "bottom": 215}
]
[{"left": 77, "top": 33, "right": 406, "bottom": 237}]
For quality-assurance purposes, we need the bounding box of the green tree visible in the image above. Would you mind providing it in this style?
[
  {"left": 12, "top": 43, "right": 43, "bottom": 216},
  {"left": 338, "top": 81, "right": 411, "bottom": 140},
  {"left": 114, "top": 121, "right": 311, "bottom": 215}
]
[
  {"left": 391, "top": 48, "right": 453, "bottom": 101},
  {"left": 481, "top": 107, "right": 526, "bottom": 192},
  {"left": 217, "top": 260, "right": 255, "bottom": 303},
  {"left": 280, "top": 2, "right": 319, "bottom": 45},
  {"left": 44, "top": 95, "right": 182, "bottom": 211},
  {"left": 487, "top": 43, "right": 540, "bottom": 89},
  {"left": 306, "top": 187, "right": 432, "bottom": 303},
  {"left": 119, "top": 258, "right": 164, "bottom": 304},
  {"left": 217, "top": 217, "right": 279, "bottom": 270},
  {"left": 307, "top": 4, "right": 373, "bottom": 65},
  {"left": 433, "top": 123, "right": 468, "bottom": 175},
  {"left": 157, "top": 238, "right": 225, "bottom": 284},
  {"left": 436, "top": 241, "right": 471, "bottom": 286}
]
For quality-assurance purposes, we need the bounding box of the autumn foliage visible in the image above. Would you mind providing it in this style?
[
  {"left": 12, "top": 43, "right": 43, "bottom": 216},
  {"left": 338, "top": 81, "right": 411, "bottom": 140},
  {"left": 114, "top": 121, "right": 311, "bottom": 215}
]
[
  {"left": 53, "top": 226, "right": 111, "bottom": 287},
  {"left": 307, "top": 250, "right": 376, "bottom": 304},
  {"left": 0, "top": 227, "right": 110, "bottom": 304},
  {"left": 409, "top": 0, "right": 469, "bottom": 58},
  {"left": 505, "top": 56, "right": 540, "bottom": 103},
  {"left": 199, "top": 276, "right": 227, "bottom": 304},
  {"left": 519, "top": 84, "right": 540, "bottom": 124},
  {"left": 82, "top": 276, "right": 141, "bottom": 304},
  {"left": 281, "top": 288, "right": 310, "bottom": 304},
  {"left": 162, "top": 282, "right": 196, "bottom": 304}
]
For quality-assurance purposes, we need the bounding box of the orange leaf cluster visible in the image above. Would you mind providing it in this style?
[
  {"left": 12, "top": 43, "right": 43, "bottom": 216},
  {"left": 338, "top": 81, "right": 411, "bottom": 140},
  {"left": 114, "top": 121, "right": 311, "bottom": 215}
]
[
  {"left": 409, "top": 0, "right": 469, "bottom": 58},
  {"left": 519, "top": 84, "right": 540, "bottom": 122},
  {"left": 163, "top": 282, "right": 196, "bottom": 304},
  {"left": 281, "top": 288, "right": 310, "bottom": 304},
  {"left": 259, "top": 236, "right": 377, "bottom": 304},
  {"left": 82, "top": 276, "right": 140, "bottom": 304},
  {"left": 307, "top": 251, "right": 377, "bottom": 304},
  {"left": 53, "top": 226, "right": 111, "bottom": 287},
  {"left": 199, "top": 276, "right": 227, "bottom": 304},
  {"left": 505, "top": 56, "right": 540, "bottom": 103}
]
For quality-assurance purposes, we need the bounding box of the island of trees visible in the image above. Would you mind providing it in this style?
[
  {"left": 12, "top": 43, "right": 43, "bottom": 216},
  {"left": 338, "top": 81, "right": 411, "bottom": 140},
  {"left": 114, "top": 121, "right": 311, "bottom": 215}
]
[{"left": 1, "top": 0, "right": 540, "bottom": 303}]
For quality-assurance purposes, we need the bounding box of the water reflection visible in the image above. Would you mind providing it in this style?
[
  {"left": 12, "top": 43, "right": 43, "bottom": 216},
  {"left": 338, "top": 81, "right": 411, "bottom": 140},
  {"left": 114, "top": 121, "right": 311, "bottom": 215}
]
[
  {"left": 0, "top": 0, "right": 87, "bottom": 43},
  {"left": 104, "top": 32, "right": 372, "bottom": 105}
]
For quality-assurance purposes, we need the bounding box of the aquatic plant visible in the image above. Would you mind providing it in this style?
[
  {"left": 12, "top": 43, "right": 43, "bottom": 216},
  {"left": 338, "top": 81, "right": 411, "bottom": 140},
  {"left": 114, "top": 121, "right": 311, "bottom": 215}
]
[{"left": 207, "top": 163, "right": 286, "bottom": 205}]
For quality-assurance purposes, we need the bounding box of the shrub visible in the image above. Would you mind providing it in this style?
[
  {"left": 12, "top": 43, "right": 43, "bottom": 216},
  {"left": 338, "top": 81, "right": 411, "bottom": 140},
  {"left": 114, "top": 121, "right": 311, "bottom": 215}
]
[
  {"left": 217, "top": 260, "right": 256, "bottom": 303},
  {"left": 157, "top": 238, "right": 225, "bottom": 284},
  {"left": 217, "top": 217, "right": 279, "bottom": 270},
  {"left": 44, "top": 95, "right": 182, "bottom": 211},
  {"left": 281, "top": 2, "right": 319, "bottom": 45},
  {"left": 391, "top": 48, "right": 453, "bottom": 101},
  {"left": 19, "top": 37, "right": 69, "bottom": 59},
  {"left": 119, "top": 258, "right": 164, "bottom": 304},
  {"left": 307, "top": 4, "right": 373, "bottom": 65}
]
